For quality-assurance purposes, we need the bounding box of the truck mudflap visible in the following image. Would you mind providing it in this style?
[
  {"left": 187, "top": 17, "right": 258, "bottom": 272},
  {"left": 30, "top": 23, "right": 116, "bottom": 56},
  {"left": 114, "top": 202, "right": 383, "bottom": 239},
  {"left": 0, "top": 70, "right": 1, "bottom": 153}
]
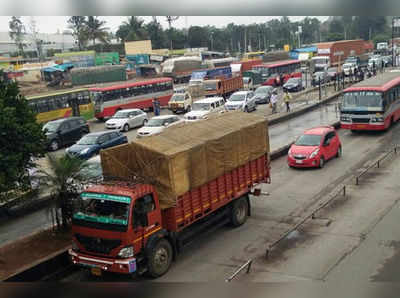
[{"left": 69, "top": 249, "right": 136, "bottom": 274}]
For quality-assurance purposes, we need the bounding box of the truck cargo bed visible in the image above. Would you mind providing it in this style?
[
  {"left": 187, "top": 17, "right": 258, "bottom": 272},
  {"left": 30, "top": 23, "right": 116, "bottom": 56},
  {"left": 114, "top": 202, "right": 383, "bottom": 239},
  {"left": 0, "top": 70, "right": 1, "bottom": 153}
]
[{"left": 163, "top": 153, "right": 269, "bottom": 231}]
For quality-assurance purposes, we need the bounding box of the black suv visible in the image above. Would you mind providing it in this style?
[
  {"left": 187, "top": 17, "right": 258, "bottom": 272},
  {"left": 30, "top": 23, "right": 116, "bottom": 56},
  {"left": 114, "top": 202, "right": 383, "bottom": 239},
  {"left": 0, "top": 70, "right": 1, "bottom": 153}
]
[{"left": 42, "top": 117, "right": 90, "bottom": 151}]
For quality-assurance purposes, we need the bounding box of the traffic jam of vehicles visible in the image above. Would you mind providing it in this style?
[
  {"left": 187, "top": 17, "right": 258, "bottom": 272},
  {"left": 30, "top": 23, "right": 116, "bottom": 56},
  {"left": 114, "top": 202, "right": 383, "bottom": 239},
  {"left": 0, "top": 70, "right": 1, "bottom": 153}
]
[{"left": 23, "top": 37, "right": 400, "bottom": 281}]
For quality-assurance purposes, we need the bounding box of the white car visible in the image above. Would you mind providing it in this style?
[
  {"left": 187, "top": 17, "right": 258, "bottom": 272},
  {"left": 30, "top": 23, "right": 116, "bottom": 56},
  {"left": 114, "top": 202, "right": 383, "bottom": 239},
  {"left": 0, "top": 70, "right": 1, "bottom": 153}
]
[
  {"left": 225, "top": 91, "right": 256, "bottom": 112},
  {"left": 105, "top": 109, "right": 148, "bottom": 132},
  {"left": 136, "top": 115, "right": 184, "bottom": 138},
  {"left": 342, "top": 63, "right": 357, "bottom": 76},
  {"left": 183, "top": 97, "right": 226, "bottom": 121}
]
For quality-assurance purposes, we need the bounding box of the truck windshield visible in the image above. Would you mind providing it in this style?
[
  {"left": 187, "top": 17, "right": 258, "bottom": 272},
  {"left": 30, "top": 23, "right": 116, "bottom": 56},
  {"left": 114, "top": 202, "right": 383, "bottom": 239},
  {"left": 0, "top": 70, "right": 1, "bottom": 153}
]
[
  {"left": 243, "top": 77, "right": 251, "bottom": 84},
  {"left": 342, "top": 91, "right": 383, "bottom": 110},
  {"left": 73, "top": 192, "right": 131, "bottom": 226},
  {"left": 203, "top": 81, "right": 217, "bottom": 90}
]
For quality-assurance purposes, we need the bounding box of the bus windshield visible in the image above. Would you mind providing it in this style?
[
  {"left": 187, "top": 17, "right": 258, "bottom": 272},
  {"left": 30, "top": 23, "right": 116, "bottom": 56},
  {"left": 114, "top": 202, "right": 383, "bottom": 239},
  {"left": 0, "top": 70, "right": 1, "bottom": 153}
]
[{"left": 342, "top": 91, "right": 383, "bottom": 110}]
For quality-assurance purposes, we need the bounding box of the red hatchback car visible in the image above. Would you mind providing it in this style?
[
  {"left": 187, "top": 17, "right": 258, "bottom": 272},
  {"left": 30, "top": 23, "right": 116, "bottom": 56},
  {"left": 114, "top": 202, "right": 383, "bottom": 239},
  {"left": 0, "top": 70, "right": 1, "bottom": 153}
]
[{"left": 288, "top": 126, "right": 342, "bottom": 168}]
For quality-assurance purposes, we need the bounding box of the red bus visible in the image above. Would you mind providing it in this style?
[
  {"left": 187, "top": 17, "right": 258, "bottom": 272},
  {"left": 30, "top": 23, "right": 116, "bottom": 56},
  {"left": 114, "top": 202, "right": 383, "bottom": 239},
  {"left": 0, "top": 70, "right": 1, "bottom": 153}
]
[
  {"left": 252, "top": 60, "right": 302, "bottom": 86},
  {"left": 340, "top": 72, "right": 400, "bottom": 131},
  {"left": 90, "top": 77, "right": 173, "bottom": 120}
]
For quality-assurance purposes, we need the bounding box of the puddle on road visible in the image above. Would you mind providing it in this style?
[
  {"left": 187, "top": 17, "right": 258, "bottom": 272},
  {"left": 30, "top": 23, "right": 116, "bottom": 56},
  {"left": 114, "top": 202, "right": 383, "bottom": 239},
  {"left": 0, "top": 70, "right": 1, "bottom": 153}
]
[{"left": 370, "top": 240, "right": 400, "bottom": 282}]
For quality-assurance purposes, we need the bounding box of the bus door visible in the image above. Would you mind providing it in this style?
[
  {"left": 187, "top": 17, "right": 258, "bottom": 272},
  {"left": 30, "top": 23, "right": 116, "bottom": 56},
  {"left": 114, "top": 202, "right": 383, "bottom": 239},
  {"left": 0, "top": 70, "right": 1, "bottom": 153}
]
[{"left": 68, "top": 96, "right": 80, "bottom": 117}]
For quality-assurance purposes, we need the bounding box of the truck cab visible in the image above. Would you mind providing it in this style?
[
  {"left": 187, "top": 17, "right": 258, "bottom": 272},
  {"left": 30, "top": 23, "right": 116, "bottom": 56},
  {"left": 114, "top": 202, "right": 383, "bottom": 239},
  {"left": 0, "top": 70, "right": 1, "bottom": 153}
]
[
  {"left": 168, "top": 91, "right": 193, "bottom": 113},
  {"left": 312, "top": 56, "right": 330, "bottom": 72},
  {"left": 69, "top": 184, "right": 169, "bottom": 277}
]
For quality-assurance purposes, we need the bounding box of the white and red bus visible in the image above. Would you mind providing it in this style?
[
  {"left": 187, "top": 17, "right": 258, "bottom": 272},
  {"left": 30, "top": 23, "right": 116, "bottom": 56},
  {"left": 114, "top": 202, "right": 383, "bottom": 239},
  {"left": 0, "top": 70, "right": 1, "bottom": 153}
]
[
  {"left": 252, "top": 60, "right": 302, "bottom": 86},
  {"left": 340, "top": 72, "right": 400, "bottom": 131},
  {"left": 90, "top": 77, "right": 173, "bottom": 120}
]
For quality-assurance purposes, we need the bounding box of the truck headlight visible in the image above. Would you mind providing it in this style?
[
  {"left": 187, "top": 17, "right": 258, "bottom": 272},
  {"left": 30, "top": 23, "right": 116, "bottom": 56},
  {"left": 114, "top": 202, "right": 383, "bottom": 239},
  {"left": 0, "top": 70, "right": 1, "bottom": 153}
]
[
  {"left": 118, "top": 246, "right": 134, "bottom": 258},
  {"left": 309, "top": 148, "right": 320, "bottom": 158}
]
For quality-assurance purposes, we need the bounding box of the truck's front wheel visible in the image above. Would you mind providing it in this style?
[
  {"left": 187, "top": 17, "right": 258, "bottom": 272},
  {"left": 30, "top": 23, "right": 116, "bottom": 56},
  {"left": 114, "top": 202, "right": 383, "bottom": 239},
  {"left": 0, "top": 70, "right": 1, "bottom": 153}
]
[
  {"left": 147, "top": 238, "right": 173, "bottom": 278},
  {"left": 231, "top": 197, "right": 249, "bottom": 227}
]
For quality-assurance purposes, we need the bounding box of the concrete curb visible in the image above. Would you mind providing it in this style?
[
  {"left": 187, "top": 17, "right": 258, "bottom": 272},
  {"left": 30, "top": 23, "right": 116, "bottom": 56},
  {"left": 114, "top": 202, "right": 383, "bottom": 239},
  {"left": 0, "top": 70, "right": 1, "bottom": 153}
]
[{"left": 268, "top": 90, "right": 342, "bottom": 126}]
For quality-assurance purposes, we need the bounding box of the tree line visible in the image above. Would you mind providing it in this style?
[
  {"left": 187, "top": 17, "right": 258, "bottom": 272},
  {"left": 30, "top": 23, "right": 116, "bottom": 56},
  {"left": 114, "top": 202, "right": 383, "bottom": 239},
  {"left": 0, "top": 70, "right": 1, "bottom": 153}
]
[{"left": 8, "top": 16, "right": 393, "bottom": 58}]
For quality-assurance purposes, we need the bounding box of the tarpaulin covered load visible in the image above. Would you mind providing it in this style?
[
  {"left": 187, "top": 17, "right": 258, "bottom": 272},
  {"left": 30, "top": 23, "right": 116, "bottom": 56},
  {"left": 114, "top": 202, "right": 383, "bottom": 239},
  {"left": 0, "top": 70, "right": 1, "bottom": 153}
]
[{"left": 100, "top": 111, "right": 269, "bottom": 209}]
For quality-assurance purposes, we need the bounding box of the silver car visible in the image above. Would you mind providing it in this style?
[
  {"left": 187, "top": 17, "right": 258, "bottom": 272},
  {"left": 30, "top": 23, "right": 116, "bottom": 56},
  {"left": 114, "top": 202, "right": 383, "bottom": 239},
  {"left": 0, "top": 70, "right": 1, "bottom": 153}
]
[
  {"left": 105, "top": 109, "right": 148, "bottom": 132},
  {"left": 225, "top": 91, "right": 257, "bottom": 112}
]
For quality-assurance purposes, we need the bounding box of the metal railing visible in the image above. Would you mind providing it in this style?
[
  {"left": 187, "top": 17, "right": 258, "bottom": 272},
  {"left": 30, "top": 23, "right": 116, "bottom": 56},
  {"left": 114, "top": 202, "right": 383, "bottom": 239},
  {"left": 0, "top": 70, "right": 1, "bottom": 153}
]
[
  {"left": 225, "top": 259, "right": 253, "bottom": 282},
  {"left": 355, "top": 146, "right": 398, "bottom": 185},
  {"left": 225, "top": 145, "right": 399, "bottom": 281},
  {"left": 265, "top": 145, "right": 399, "bottom": 259}
]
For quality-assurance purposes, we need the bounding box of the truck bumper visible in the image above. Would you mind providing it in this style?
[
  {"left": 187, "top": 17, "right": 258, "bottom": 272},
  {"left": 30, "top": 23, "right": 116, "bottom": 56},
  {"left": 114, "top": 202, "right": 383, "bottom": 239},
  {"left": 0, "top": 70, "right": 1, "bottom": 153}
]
[{"left": 69, "top": 249, "right": 137, "bottom": 274}]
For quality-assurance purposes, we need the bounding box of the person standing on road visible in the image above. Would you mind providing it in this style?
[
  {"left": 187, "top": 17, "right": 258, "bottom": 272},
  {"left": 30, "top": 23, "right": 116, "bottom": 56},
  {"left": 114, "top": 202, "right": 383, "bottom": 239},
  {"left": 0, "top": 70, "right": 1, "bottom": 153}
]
[
  {"left": 270, "top": 90, "right": 278, "bottom": 114},
  {"left": 153, "top": 98, "right": 160, "bottom": 116},
  {"left": 283, "top": 91, "right": 292, "bottom": 113}
]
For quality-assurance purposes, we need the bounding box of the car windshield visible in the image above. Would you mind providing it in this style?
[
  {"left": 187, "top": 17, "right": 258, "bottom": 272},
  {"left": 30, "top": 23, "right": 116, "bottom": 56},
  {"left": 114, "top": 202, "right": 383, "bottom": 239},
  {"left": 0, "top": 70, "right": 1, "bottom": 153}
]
[
  {"left": 295, "top": 134, "right": 322, "bottom": 146},
  {"left": 43, "top": 122, "right": 60, "bottom": 132},
  {"left": 73, "top": 193, "right": 130, "bottom": 226},
  {"left": 342, "top": 91, "right": 383, "bottom": 109},
  {"left": 145, "top": 118, "right": 170, "bottom": 127},
  {"left": 170, "top": 94, "right": 185, "bottom": 102},
  {"left": 255, "top": 87, "right": 271, "bottom": 95},
  {"left": 192, "top": 102, "right": 211, "bottom": 111},
  {"left": 286, "top": 78, "right": 299, "bottom": 84},
  {"left": 77, "top": 135, "right": 99, "bottom": 145},
  {"left": 112, "top": 111, "right": 131, "bottom": 119},
  {"left": 204, "top": 81, "right": 217, "bottom": 90},
  {"left": 229, "top": 93, "right": 246, "bottom": 102}
]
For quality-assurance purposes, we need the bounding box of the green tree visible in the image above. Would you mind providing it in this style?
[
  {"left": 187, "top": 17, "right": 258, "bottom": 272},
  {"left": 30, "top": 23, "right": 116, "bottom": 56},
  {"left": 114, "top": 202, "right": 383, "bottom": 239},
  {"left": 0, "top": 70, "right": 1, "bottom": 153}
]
[
  {"left": 326, "top": 32, "right": 345, "bottom": 41},
  {"left": 165, "top": 16, "right": 180, "bottom": 49},
  {"left": 116, "top": 16, "right": 148, "bottom": 42},
  {"left": 67, "top": 16, "right": 88, "bottom": 50},
  {"left": 85, "top": 16, "right": 109, "bottom": 46},
  {"left": 8, "top": 16, "right": 26, "bottom": 56},
  {"left": 145, "top": 18, "right": 167, "bottom": 49},
  {"left": 41, "top": 154, "right": 88, "bottom": 230},
  {"left": 188, "top": 26, "right": 209, "bottom": 48},
  {"left": 0, "top": 70, "right": 46, "bottom": 201}
]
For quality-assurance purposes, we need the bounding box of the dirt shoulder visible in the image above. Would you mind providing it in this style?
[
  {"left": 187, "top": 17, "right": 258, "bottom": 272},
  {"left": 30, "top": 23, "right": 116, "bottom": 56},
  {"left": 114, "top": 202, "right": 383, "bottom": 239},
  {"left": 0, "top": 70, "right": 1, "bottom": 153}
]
[{"left": 0, "top": 228, "right": 70, "bottom": 281}]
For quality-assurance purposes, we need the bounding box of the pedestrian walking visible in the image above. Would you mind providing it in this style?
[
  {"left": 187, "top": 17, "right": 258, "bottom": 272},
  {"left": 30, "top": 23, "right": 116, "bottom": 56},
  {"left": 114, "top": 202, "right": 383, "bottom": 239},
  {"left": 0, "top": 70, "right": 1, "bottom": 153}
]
[
  {"left": 283, "top": 91, "right": 292, "bottom": 113},
  {"left": 153, "top": 98, "right": 160, "bottom": 116},
  {"left": 270, "top": 90, "right": 278, "bottom": 114},
  {"left": 381, "top": 59, "right": 385, "bottom": 73}
]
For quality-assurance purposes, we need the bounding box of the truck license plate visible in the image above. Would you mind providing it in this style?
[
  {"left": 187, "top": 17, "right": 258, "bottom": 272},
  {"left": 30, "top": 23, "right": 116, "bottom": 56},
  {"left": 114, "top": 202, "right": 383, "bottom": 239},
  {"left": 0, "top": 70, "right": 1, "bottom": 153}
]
[
  {"left": 296, "top": 160, "right": 303, "bottom": 164},
  {"left": 91, "top": 267, "right": 102, "bottom": 276}
]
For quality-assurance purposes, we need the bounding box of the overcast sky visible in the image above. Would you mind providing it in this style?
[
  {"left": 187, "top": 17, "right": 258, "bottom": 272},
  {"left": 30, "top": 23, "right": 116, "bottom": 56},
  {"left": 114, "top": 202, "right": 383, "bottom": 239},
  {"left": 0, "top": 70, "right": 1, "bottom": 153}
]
[{"left": 0, "top": 16, "right": 329, "bottom": 34}]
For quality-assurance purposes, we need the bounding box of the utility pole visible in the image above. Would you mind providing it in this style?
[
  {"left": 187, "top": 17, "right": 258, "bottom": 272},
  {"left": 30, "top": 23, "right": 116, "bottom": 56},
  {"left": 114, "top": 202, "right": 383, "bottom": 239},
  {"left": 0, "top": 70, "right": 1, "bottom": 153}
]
[{"left": 244, "top": 28, "right": 247, "bottom": 53}]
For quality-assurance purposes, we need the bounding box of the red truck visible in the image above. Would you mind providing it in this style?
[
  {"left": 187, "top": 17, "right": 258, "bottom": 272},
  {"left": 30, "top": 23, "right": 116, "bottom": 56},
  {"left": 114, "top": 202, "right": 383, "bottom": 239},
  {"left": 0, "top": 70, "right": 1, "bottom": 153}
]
[
  {"left": 203, "top": 75, "right": 244, "bottom": 98},
  {"left": 313, "top": 39, "right": 372, "bottom": 71},
  {"left": 69, "top": 112, "right": 271, "bottom": 278}
]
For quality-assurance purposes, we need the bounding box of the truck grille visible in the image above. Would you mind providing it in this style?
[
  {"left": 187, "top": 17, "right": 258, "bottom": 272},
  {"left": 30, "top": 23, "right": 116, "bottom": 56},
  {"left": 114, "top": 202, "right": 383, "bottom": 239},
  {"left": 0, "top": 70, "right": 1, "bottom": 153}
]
[
  {"left": 75, "top": 234, "right": 121, "bottom": 254},
  {"left": 352, "top": 118, "right": 370, "bottom": 123}
]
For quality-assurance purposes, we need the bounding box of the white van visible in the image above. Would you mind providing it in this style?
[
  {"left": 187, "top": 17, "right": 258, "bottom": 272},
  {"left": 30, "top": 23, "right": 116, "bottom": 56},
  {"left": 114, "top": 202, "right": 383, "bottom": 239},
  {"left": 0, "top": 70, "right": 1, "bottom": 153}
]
[{"left": 183, "top": 97, "right": 226, "bottom": 121}]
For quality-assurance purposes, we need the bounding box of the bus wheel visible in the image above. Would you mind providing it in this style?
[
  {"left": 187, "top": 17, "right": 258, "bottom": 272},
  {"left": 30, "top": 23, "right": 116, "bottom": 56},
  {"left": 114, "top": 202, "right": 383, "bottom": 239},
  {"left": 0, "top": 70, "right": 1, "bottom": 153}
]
[
  {"left": 147, "top": 239, "right": 173, "bottom": 278},
  {"left": 231, "top": 197, "right": 249, "bottom": 227}
]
